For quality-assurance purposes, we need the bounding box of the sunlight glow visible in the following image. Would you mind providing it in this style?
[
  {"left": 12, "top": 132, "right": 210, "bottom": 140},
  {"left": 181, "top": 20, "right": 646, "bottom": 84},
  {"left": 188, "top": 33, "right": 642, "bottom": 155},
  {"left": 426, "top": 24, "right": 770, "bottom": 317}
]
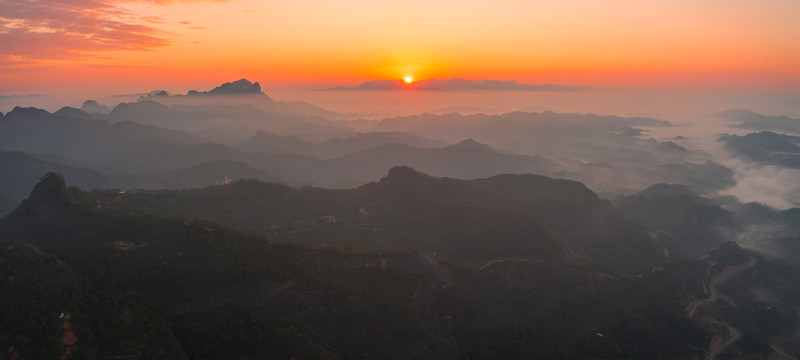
[{"left": 404, "top": 76, "right": 414, "bottom": 84}]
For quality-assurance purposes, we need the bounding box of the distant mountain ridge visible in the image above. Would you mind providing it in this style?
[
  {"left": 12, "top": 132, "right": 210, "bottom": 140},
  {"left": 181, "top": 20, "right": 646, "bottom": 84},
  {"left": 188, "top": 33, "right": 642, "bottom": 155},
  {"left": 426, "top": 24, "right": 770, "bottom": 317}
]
[
  {"left": 716, "top": 109, "right": 800, "bottom": 134},
  {"left": 92, "top": 165, "right": 672, "bottom": 271},
  {"left": 188, "top": 78, "right": 266, "bottom": 96},
  {"left": 719, "top": 131, "right": 800, "bottom": 169},
  {"left": 236, "top": 130, "right": 449, "bottom": 158}
]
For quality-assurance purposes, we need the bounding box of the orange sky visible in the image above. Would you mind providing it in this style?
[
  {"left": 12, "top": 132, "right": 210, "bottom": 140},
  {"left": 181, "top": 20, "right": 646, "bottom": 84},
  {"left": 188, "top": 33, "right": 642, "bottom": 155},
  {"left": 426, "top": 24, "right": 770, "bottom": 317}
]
[{"left": 1, "top": 0, "right": 799, "bottom": 97}]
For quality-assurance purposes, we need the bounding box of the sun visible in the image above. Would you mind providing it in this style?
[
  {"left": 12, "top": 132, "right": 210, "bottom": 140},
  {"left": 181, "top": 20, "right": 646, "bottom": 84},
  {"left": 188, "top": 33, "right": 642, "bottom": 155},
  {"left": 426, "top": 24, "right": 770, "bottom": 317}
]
[{"left": 403, "top": 76, "right": 414, "bottom": 84}]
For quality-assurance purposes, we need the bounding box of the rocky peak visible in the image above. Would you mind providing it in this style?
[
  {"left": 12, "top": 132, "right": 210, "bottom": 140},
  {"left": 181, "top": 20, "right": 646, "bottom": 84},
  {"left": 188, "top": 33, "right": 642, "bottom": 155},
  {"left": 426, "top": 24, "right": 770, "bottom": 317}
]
[
  {"left": 27, "top": 173, "right": 73, "bottom": 205},
  {"left": 188, "top": 79, "right": 267, "bottom": 97},
  {"left": 3, "top": 173, "right": 77, "bottom": 224},
  {"left": 81, "top": 100, "right": 111, "bottom": 114}
]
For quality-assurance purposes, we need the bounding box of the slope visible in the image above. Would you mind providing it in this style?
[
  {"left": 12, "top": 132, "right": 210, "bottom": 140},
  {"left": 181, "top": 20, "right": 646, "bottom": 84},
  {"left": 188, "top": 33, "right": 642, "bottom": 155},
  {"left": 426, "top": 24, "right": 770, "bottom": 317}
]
[{"left": 0, "top": 173, "right": 717, "bottom": 359}]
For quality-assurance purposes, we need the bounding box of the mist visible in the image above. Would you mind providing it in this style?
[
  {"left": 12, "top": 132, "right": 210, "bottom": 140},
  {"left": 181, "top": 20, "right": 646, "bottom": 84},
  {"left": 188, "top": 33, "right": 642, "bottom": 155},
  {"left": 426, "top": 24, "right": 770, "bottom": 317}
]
[{"left": 3, "top": 79, "right": 800, "bottom": 358}]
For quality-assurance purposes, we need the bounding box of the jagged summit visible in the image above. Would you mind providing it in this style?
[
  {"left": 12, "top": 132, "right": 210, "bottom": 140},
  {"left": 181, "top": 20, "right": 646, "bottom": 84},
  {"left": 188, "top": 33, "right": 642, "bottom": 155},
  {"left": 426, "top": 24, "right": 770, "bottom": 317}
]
[
  {"left": 28, "top": 173, "right": 70, "bottom": 203},
  {"left": 5, "top": 172, "right": 77, "bottom": 223},
  {"left": 187, "top": 79, "right": 266, "bottom": 96},
  {"left": 132, "top": 79, "right": 270, "bottom": 101}
]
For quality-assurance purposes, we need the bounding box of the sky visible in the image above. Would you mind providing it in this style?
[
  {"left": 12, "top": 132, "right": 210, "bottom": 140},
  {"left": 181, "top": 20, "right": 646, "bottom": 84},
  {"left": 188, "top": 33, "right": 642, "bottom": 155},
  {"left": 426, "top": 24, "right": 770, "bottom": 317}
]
[{"left": 1, "top": 0, "right": 799, "bottom": 97}]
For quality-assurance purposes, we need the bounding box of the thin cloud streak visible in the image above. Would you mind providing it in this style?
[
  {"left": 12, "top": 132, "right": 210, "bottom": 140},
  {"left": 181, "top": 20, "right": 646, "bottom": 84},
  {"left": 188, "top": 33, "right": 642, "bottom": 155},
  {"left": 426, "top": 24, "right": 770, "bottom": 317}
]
[
  {"left": 0, "top": 0, "right": 231, "bottom": 61},
  {"left": 324, "top": 79, "right": 590, "bottom": 92}
]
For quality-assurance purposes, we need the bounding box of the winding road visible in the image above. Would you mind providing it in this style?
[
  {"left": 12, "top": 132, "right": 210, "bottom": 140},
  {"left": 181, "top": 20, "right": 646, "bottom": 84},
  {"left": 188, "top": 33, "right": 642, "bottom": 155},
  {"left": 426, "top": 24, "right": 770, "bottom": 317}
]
[{"left": 686, "top": 257, "right": 757, "bottom": 360}]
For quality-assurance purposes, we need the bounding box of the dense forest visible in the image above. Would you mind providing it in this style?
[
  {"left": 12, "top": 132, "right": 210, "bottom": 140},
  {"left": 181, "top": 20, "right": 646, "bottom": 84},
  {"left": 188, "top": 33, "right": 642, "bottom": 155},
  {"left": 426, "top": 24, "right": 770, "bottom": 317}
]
[{"left": 1, "top": 172, "right": 799, "bottom": 359}]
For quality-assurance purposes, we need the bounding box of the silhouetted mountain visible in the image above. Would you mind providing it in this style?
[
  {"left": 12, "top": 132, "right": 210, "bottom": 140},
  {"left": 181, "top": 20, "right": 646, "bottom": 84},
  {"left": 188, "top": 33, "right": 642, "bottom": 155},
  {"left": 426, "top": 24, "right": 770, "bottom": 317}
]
[
  {"left": 187, "top": 78, "right": 267, "bottom": 97},
  {"left": 0, "top": 151, "right": 112, "bottom": 215},
  {"left": 0, "top": 106, "right": 243, "bottom": 174},
  {"left": 81, "top": 99, "right": 111, "bottom": 114},
  {"left": 53, "top": 106, "right": 91, "bottom": 119},
  {"left": 716, "top": 109, "right": 800, "bottom": 134},
  {"left": 109, "top": 100, "right": 173, "bottom": 124},
  {"left": 719, "top": 131, "right": 800, "bottom": 168},
  {"left": 131, "top": 79, "right": 345, "bottom": 125},
  {"left": 3, "top": 106, "right": 51, "bottom": 121}
]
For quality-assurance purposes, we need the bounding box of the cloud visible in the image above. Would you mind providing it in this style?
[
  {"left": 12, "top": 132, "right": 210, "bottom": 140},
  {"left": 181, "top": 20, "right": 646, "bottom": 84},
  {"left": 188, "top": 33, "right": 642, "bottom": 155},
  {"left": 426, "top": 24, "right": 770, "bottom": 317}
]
[
  {"left": 720, "top": 161, "right": 800, "bottom": 210},
  {"left": 142, "top": 16, "right": 165, "bottom": 24},
  {"left": 323, "top": 78, "right": 590, "bottom": 92},
  {"left": 0, "top": 0, "right": 167, "bottom": 60},
  {"left": 0, "top": 0, "right": 230, "bottom": 61},
  {"left": 0, "top": 94, "right": 49, "bottom": 99},
  {"left": 0, "top": 54, "right": 35, "bottom": 66}
]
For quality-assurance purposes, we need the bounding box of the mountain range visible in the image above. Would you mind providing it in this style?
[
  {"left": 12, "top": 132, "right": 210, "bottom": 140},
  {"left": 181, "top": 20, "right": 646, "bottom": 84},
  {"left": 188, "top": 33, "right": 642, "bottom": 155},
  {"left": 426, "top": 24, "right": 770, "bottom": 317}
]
[{"left": 1, "top": 172, "right": 798, "bottom": 359}]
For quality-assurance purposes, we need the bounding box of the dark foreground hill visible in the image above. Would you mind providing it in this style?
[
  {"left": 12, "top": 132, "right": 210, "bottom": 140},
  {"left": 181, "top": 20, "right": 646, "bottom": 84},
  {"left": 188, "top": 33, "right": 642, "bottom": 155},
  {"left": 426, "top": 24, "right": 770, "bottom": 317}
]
[
  {"left": 613, "top": 183, "right": 800, "bottom": 258},
  {"left": 91, "top": 166, "right": 669, "bottom": 271},
  {"left": 3, "top": 174, "right": 800, "bottom": 359}
]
